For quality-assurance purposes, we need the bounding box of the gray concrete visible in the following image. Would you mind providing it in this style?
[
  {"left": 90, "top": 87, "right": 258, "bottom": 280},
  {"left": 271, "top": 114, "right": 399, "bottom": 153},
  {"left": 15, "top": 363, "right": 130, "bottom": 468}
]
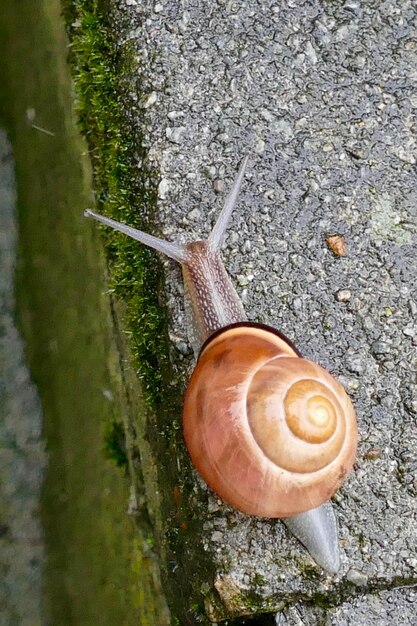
[
  {"left": 0, "top": 129, "right": 46, "bottom": 625},
  {"left": 111, "top": 1, "right": 416, "bottom": 622},
  {"left": 275, "top": 585, "right": 417, "bottom": 625}
]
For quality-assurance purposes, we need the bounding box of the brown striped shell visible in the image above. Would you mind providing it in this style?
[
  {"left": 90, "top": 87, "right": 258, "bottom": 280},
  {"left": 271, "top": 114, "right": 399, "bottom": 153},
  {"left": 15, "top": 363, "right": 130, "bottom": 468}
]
[{"left": 183, "top": 323, "right": 357, "bottom": 518}]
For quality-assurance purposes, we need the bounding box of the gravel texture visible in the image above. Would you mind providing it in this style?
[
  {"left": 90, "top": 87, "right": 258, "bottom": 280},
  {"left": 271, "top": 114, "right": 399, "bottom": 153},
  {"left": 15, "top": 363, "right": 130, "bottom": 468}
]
[
  {"left": 108, "top": 1, "right": 416, "bottom": 622},
  {"left": 275, "top": 585, "right": 417, "bottom": 625},
  {"left": 0, "top": 129, "right": 46, "bottom": 625}
]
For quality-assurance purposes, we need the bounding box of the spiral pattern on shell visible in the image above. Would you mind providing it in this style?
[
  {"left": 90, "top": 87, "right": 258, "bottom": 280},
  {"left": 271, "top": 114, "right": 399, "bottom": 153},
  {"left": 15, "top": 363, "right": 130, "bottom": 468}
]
[{"left": 183, "top": 323, "right": 357, "bottom": 518}]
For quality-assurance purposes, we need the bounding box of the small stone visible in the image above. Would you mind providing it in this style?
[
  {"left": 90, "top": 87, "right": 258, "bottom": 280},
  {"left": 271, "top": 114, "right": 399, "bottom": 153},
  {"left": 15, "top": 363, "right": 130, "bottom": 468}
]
[
  {"left": 305, "top": 41, "right": 317, "bottom": 64},
  {"left": 371, "top": 340, "right": 391, "bottom": 355},
  {"left": 409, "top": 301, "right": 417, "bottom": 316},
  {"left": 364, "top": 447, "right": 382, "bottom": 461},
  {"left": 289, "top": 253, "right": 303, "bottom": 268},
  {"left": 213, "top": 179, "right": 225, "bottom": 193},
  {"left": 353, "top": 54, "right": 366, "bottom": 69},
  {"left": 405, "top": 400, "right": 417, "bottom": 414},
  {"left": 217, "top": 132, "right": 229, "bottom": 143},
  {"left": 166, "top": 126, "right": 185, "bottom": 144},
  {"left": 143, "top": 92, "right": 157, "bottom": 108},
  {"left": 381, "top": 395, "right": 395, "bottom": 409},
  {"left": 242, "top": 240, "right": 251, "bottom": 253},
  {"left": 293, "top": 297, "right": 302, "bottom": 312},
  {"left": 158, "top": 177, "right": 170, "bottom": 199},
  {"left": 176, "top": 341, "right": 190, "bottom": 355},
  {"left": 214, "top": 574, "right": 247, "bottom": 614},
  {"left": 187, "top": 208, "right": 201, "bottom": 220},
  {"left": 338, "top": 375, "right": 360, "bottom": 394},
  {"left": 347, "top": 568, "right": 368, "bottom": 586},
  {"left": 254, "top": 137, "right": 265, "bottom": 154},
  {"left": 346, "top": 356, "right": 363, "bottom": 375},
  {"left": 337, "top": 289, "right": 351, "bottom": 302},
  {"left": 167, "top": 110, "right": 181, "bottom": 120},
  {"left": 207, "top": 498, "right": 221, "bottom": 513},
  {"left": 396, "top": 145, "right": 416, "bottom": 164}
]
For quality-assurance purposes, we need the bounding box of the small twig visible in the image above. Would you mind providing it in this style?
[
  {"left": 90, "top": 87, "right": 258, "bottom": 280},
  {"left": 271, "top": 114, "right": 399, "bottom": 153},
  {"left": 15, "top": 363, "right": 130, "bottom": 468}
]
[{"left": 30, "top": 124, "right": 55, "bottom": 137}]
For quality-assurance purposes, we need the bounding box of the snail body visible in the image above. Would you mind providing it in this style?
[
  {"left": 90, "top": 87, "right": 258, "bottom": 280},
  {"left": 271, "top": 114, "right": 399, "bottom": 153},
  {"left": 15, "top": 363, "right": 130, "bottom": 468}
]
[{"left": 85, "top": 157, "right": 357, "bottom": 574}]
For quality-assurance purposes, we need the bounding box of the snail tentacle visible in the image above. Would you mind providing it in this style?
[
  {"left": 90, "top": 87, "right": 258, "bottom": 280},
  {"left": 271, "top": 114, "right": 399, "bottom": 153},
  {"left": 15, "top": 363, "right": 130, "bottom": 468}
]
[
  {"left": 207, "top": 155, "right": 249, "bottom": 252},
  {"left": 84, "top": 156, "right": 249, "bottom": 262},
  {"left": 84, "top": 209, "right": 189, "bottom": 263}
]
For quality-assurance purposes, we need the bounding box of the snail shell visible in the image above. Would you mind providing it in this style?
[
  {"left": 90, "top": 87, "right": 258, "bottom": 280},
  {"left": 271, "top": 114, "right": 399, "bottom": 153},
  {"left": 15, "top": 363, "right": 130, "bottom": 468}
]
[{"left": 183, "top": 322, "right": 357, "bottom": 518}]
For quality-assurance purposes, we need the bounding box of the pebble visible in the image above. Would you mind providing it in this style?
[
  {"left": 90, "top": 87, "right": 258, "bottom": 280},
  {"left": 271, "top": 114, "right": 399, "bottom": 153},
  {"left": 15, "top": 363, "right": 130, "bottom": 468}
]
[
  {"left": 187, "top": 208, "right": 201, "bottom": 220},
  {"left": 364, "top": 447, "right": 382, "bottom": 461},
  {"left": 337, "top": 289, "right": 351, "bottom": 302},
  {"left": 158, "top": 177, "right": 170, "bottom": 199},
  {"left": 213, "top": 179, "right": 225, "bottom": 193},
  {"left": 143, "top": 92, "right": 157, "bottom": 108},
  {"left": 371, "top": 340, "right": 391, "bottom": 355},
  {"left": 347, "top": 569, "right": 369, "bottom": 587},
  {"left": 176, "top": 341, "right": 190, "bottom": 355},
  {"left": 166, "top": 127, "right": 185, "bottom": 144}
]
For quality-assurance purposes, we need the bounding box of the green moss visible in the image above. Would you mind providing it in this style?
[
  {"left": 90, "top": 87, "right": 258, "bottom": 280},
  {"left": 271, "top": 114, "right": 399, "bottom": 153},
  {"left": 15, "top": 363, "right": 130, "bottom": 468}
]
[
  {"left": 251, "top": 573, "right": 266, "bottom": 587},
  {"left": 104, "top": 419, "right": 128, "bottom": 468},
  {"left": 64, "top": 0, "right": 170, "bottom": 408}
]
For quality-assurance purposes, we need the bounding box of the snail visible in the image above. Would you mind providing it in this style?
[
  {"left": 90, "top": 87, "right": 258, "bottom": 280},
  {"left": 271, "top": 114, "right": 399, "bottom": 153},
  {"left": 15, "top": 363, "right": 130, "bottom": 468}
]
[{"left": 85, "top": 157, "right": 357, "bottom": 574}]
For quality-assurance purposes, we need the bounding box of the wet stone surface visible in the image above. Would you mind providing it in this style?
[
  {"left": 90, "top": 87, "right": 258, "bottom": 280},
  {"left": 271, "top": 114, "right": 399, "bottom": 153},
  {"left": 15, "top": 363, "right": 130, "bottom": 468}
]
[{"left": 110, "top": 0, "right": 416, "bottom": 622}]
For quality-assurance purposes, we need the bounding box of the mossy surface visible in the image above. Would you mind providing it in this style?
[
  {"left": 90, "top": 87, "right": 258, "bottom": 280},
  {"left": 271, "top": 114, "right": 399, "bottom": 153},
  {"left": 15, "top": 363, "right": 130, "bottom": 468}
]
[
  {"left": 64, "top": 0, "right": 171, "bottom": 408},
  {"left": 0, "top": 0, "right": 169, "bottom": 624}
]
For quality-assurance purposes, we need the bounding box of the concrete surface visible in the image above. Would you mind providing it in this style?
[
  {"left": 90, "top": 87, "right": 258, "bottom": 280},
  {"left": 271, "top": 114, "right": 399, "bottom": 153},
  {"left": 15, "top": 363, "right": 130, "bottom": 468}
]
[
  {"left": 275, "top": 585, "right": 417, "bottom": 625},
  {"left": 0, "top": 130, "right": 46, "bottom": 625},
  {"left": 110, "top": 1, "right": 416, "bottom": 622}
]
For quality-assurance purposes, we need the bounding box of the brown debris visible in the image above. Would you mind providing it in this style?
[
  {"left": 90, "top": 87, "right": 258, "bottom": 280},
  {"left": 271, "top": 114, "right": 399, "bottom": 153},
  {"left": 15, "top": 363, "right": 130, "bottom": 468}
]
[
  {"left": 364, "top": 447, "right": 382, "bottom": 461},
  {"left": 326, "top": 234, "right": 347, "bottom": 257}
]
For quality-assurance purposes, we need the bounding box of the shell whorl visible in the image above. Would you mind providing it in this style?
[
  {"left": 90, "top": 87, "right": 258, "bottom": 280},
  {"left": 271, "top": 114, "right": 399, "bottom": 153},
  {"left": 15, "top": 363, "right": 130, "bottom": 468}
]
[{"left": 183, "top": 323, "right": 357, "bottom": 518}]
